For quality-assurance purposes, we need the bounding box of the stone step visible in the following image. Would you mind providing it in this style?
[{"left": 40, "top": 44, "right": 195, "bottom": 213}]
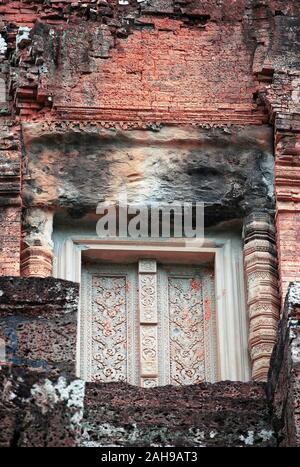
[{"left": 81, "top": 381, "right": 276, "bottom": 447}]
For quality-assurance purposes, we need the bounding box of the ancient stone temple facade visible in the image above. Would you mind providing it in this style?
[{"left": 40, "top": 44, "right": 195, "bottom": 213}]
[{"left": 0, "top": 0, "right": 299, "bottom": 447}]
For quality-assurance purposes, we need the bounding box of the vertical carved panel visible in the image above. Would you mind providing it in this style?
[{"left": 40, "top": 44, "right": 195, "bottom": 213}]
[
  {"left": 244, "top": 211, "right": 280, "bottom": 381},
  {"left": 140, "top": 325, "right": 158, "bottom": 375},
  {"left": 80, "top": 264, "right": 139, "bottom": 385},
  {"left": 202, "top": 268, "right": 218, "bottom": 381},
  {"left": 91, "top": 275, "right": 127, "bottom": 382},
  {"left": 139, "top": 259, "right": 158, "bottom": 387},
  {"left": 168, "top": 276, "right": 205, "bottom": 385},
  {"left": 80, "top": 260, "right": 218, "bottom": 387},
  {"left": 158, "top": 265, "right": 218, "bottom": 385},
  {"left": 139, "top": 274, "right": 157, "bottom": 323}
]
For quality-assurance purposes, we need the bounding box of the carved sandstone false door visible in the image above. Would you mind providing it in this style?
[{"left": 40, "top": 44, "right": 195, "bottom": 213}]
[{"left": 80, "top": 260, "right": 218, "bottom": 386}]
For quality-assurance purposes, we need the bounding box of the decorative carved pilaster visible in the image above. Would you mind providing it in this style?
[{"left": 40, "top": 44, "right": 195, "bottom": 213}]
[
  {"left": 244, "top": 211, "right": 280, "bottom": 381},
  {"left": 21, "top": 208, "right": 54, "bottom": 277},
  {"left": 20, "top": 243, "right": 53, "bottom": 277},
  {"left": 138, "top": 259, "right": 159, "bottom": 388}
]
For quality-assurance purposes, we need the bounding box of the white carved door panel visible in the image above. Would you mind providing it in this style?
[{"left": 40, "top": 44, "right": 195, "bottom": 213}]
[
  {"left": 158, "top": 265, "right": 218, "bottom": 386},
  {"left": 80, "top": 260, "right": 218, "bottom": 386},
  {"left": 80, "top": 264, "right": 140, "bottom": 385}
]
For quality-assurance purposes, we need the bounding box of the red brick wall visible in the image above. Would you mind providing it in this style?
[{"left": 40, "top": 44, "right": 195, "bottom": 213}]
[
  {"left": 52, "top": 17, "right": 265, "bottom": 125},
  {"left": 0, "top": 120, "right": 21, "bottom": 277},
  {"left": 276, "top": 213, "right": 300, "bottom": 300},
  {"left": 273, "top": 106, "right": 300, "bottom": 302},
  {"left": 0, "top": 0, "right": 299, "bottom": 297},
  {"left": 0, "top": 207, "right": 21, "bottom": 276}
]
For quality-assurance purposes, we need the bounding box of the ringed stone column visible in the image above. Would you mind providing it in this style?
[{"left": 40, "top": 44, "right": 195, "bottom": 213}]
[
  {"left": 243, "top": 211, "right": 280, "bottom": 381},
  {"left": 20, "top": 208, "right": 54, "bottom": 277}
]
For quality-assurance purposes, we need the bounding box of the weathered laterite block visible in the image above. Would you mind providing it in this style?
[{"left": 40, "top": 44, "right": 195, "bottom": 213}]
[
  {"left": 0, "top": 365, "right": 85, "bottom": 447},
  {"left": 0, "top": 277, "right": 79, "bottom": 376},
  {"left": 81, "top": 380, "right": 276, "bottom": 447},
  {"left": 0, "top": 365, "right": 277, "bottom": 447}
]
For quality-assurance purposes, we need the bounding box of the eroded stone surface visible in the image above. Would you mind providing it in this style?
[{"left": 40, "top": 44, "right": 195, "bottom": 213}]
[
  {"left": 81, "top": 380, "right": 276, "bottom": 447},
  {"left": 23, "top": 125, "right": 274, "bottom": 226},
  {"left": 0, "top": 277, "right": 78, "bottom": 376},
  {"left": 0, "top": 366, "right": 85, "bottom": 447},
  {"left": 0, "top": 365, "right": 276, "bottom": 447},
  {"left": 0, "top": 276, "right": 299, "bottom": 447}
]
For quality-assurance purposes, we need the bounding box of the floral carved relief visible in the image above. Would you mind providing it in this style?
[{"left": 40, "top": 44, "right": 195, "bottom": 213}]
[
  {"left": 80, "top": 261, "right": 218, "bottom": 386},
  {"left": 80, "top": 264, "right": 139, "bottom": 385},
  {"left": 139, "top": 274, "right": 157, "bottom": 323},
  {"left": 91, "top": 275, "right": 127, "bottom": 382},
  {"left": 158, "top": 265, "right": 217, "bottom": 385},
  {"left": 168, "top": 276, "right": 205, "bottom": 385}
]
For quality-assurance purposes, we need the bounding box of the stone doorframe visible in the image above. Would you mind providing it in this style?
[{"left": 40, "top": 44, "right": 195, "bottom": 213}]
[{"left": 53, "top": 235, "right": 251, "bottom": 382}]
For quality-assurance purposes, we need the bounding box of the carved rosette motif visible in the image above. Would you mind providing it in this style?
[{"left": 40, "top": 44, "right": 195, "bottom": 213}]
[
  {"left": 141, "top": 378, "right": 158, "bottom": 388},
  {"left": 244, "top": 211, "right": 280, "bottom": 381},
  {"left": 139, "top": 259, "right": 157, "bottom": 274},
  {"left": 140, "top": 325, "right": 158, "bottom": 375}
]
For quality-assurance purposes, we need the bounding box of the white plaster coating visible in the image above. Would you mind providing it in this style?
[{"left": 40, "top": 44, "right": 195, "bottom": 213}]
[
  {"left": 30, "top": 377, "right": 85, "bottom": 428},
  {"left": 23, "top": 208, "right": 54, "bottom": 249},
  {"left": 16, "top": 27, "right": 31, "bottom": 48},
  {"left": 239, "top": 431, "right": 254, "bottom": 445},
  {"left": 0, "top": 35, "right": 7, "bottom": 55}
]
